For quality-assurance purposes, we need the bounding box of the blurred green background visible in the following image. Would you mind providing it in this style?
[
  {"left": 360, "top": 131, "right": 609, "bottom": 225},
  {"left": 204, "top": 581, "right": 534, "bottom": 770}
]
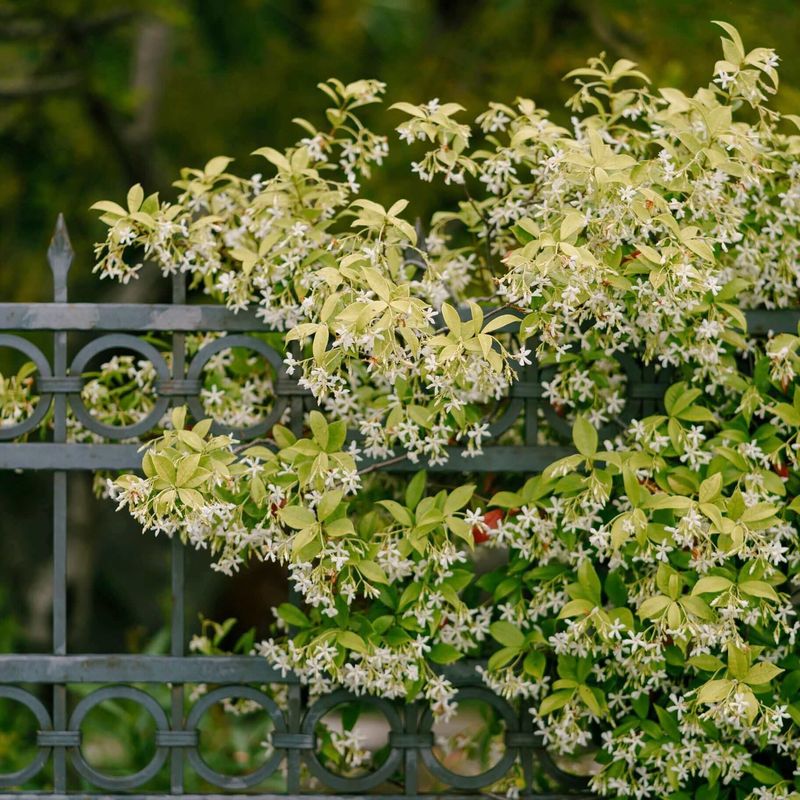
[
  {"left": 3, "top": 0, "right": 799, "bottom": 305},
  {"left": 1, "top": 0, "right": 799, "bottom": 659}
]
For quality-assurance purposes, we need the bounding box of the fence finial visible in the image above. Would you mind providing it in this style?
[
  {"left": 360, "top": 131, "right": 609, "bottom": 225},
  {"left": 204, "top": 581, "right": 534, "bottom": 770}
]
[{"left": 48, "top": 213, "right": 73, "bottom": 302}]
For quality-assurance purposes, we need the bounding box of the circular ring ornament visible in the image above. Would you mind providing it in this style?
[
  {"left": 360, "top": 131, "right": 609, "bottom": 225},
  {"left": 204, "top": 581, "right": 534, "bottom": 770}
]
[
  {"left": 185, "top": 685, "right": 286, "bottom": 789},
  {"left": 539, "top": 352, "right": 643, "bottom": 441},
  {"left": 0, "top": 335, "right": 53, "bottom": 440},
  {"left": 418, "top": 686, "right": 518, "bottom": 790},
  {"left": 486, "top": 396, "right": 524, "bottom": 440},
  {"left": 300, "top": 689, "right": 403, "bottom": 792},
  {"left": 68, "top": 686, "right": 169, "bottom": 790},
  {"left": 485, "top": 355, "right": 539, "bottom": 440},
  {"left": 68, "top": 335, "right": 170, "bottom": 439},
  {"left": 185, "top": 335, "right": 289, "bottom": 439},
  {"left": 0, "top": 686, "right": 52, "bottom": 787}
]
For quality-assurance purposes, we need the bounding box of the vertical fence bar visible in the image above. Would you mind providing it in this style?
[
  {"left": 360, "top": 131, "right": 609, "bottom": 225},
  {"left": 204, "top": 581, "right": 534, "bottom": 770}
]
[
  {"left": 49, "top": 215, "right": 73, "bottom": 792},
  {"left": 519, "top": 702, "right": 535, "bottom": 797},
  {"left": 170, "top": 536, "right": 185, "bottom": 793},
  {"left": 524, "top": 361, "right": 539, "bottom": 446},
  {"left": 286, "top": 684, "right": 302, "bottom": 794},
  {"left": 403, "top": 702, "right": 419, "bottom": 796},
  {"left": 52, "top": 473, "right": 67, "bottom": 792},
  {"left": 170, "top": 272, "right": 187, "bottom": 794},
  {"left": 285, "top": 380, "right": 304, "bottom": 800},
  {"left": 287, "top": 390, "right": 305, "bottom": 792}
]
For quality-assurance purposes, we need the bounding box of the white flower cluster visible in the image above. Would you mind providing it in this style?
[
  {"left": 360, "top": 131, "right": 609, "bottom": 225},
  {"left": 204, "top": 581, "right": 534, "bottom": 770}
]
[{"left": 70, "top": 21, "right": 800, "bottom": 798}]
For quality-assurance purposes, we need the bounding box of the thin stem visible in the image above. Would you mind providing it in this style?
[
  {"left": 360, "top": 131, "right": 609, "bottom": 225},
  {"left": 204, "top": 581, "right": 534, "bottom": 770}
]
[{"left": 358, "top": 453, "right": 409, "bottom": 474}]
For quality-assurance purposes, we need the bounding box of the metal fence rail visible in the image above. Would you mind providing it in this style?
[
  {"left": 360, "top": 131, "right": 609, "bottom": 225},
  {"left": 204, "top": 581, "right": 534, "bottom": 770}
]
[{"left": 0, "top": 217, "right": 794, "bottom": 798}]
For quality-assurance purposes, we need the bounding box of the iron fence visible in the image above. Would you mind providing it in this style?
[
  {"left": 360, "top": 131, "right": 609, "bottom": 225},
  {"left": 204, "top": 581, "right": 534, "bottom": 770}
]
[{"left": 0, "top": 217, "right": 795, "bottom": 798}]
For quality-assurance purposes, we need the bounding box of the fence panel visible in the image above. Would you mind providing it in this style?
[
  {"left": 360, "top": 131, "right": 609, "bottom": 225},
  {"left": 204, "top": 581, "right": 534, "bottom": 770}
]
[{"left": 1, "top": 217, "right": 794, "bottom": 798}]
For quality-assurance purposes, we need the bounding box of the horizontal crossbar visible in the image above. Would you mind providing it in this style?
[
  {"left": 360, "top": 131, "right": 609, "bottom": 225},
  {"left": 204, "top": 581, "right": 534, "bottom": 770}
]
[
  {"left": 0, "top": 444, "right": 574, "bottom": 472},
  {"left": 0, "top": 303, "right": 797, "bottom": 334},
  {"left": 0, "top": 655, "right": 287, "bottom": 683},
  {"left": 0, "top": 303, "right": 268, "bottom": 332},
  {"left": 0, "top": 655, "right": 487, "bottom": 684}
]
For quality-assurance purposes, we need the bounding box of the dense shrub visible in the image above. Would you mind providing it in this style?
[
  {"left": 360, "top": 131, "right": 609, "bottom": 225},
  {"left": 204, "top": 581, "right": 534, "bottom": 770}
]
[{"left": 86, "top": 21, "right": 800, "bottom": 798}]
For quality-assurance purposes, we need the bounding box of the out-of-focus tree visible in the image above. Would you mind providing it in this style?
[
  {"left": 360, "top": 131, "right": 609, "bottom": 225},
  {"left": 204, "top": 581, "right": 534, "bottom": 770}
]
[{"left": 1, "top": 0, "right": 798, "bottom": 302}]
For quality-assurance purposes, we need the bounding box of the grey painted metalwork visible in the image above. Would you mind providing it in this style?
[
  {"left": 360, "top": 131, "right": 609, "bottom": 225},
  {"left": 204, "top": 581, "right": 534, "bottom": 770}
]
[{"left": 2, "top": 216, "right": 788, "bottom": 798}]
